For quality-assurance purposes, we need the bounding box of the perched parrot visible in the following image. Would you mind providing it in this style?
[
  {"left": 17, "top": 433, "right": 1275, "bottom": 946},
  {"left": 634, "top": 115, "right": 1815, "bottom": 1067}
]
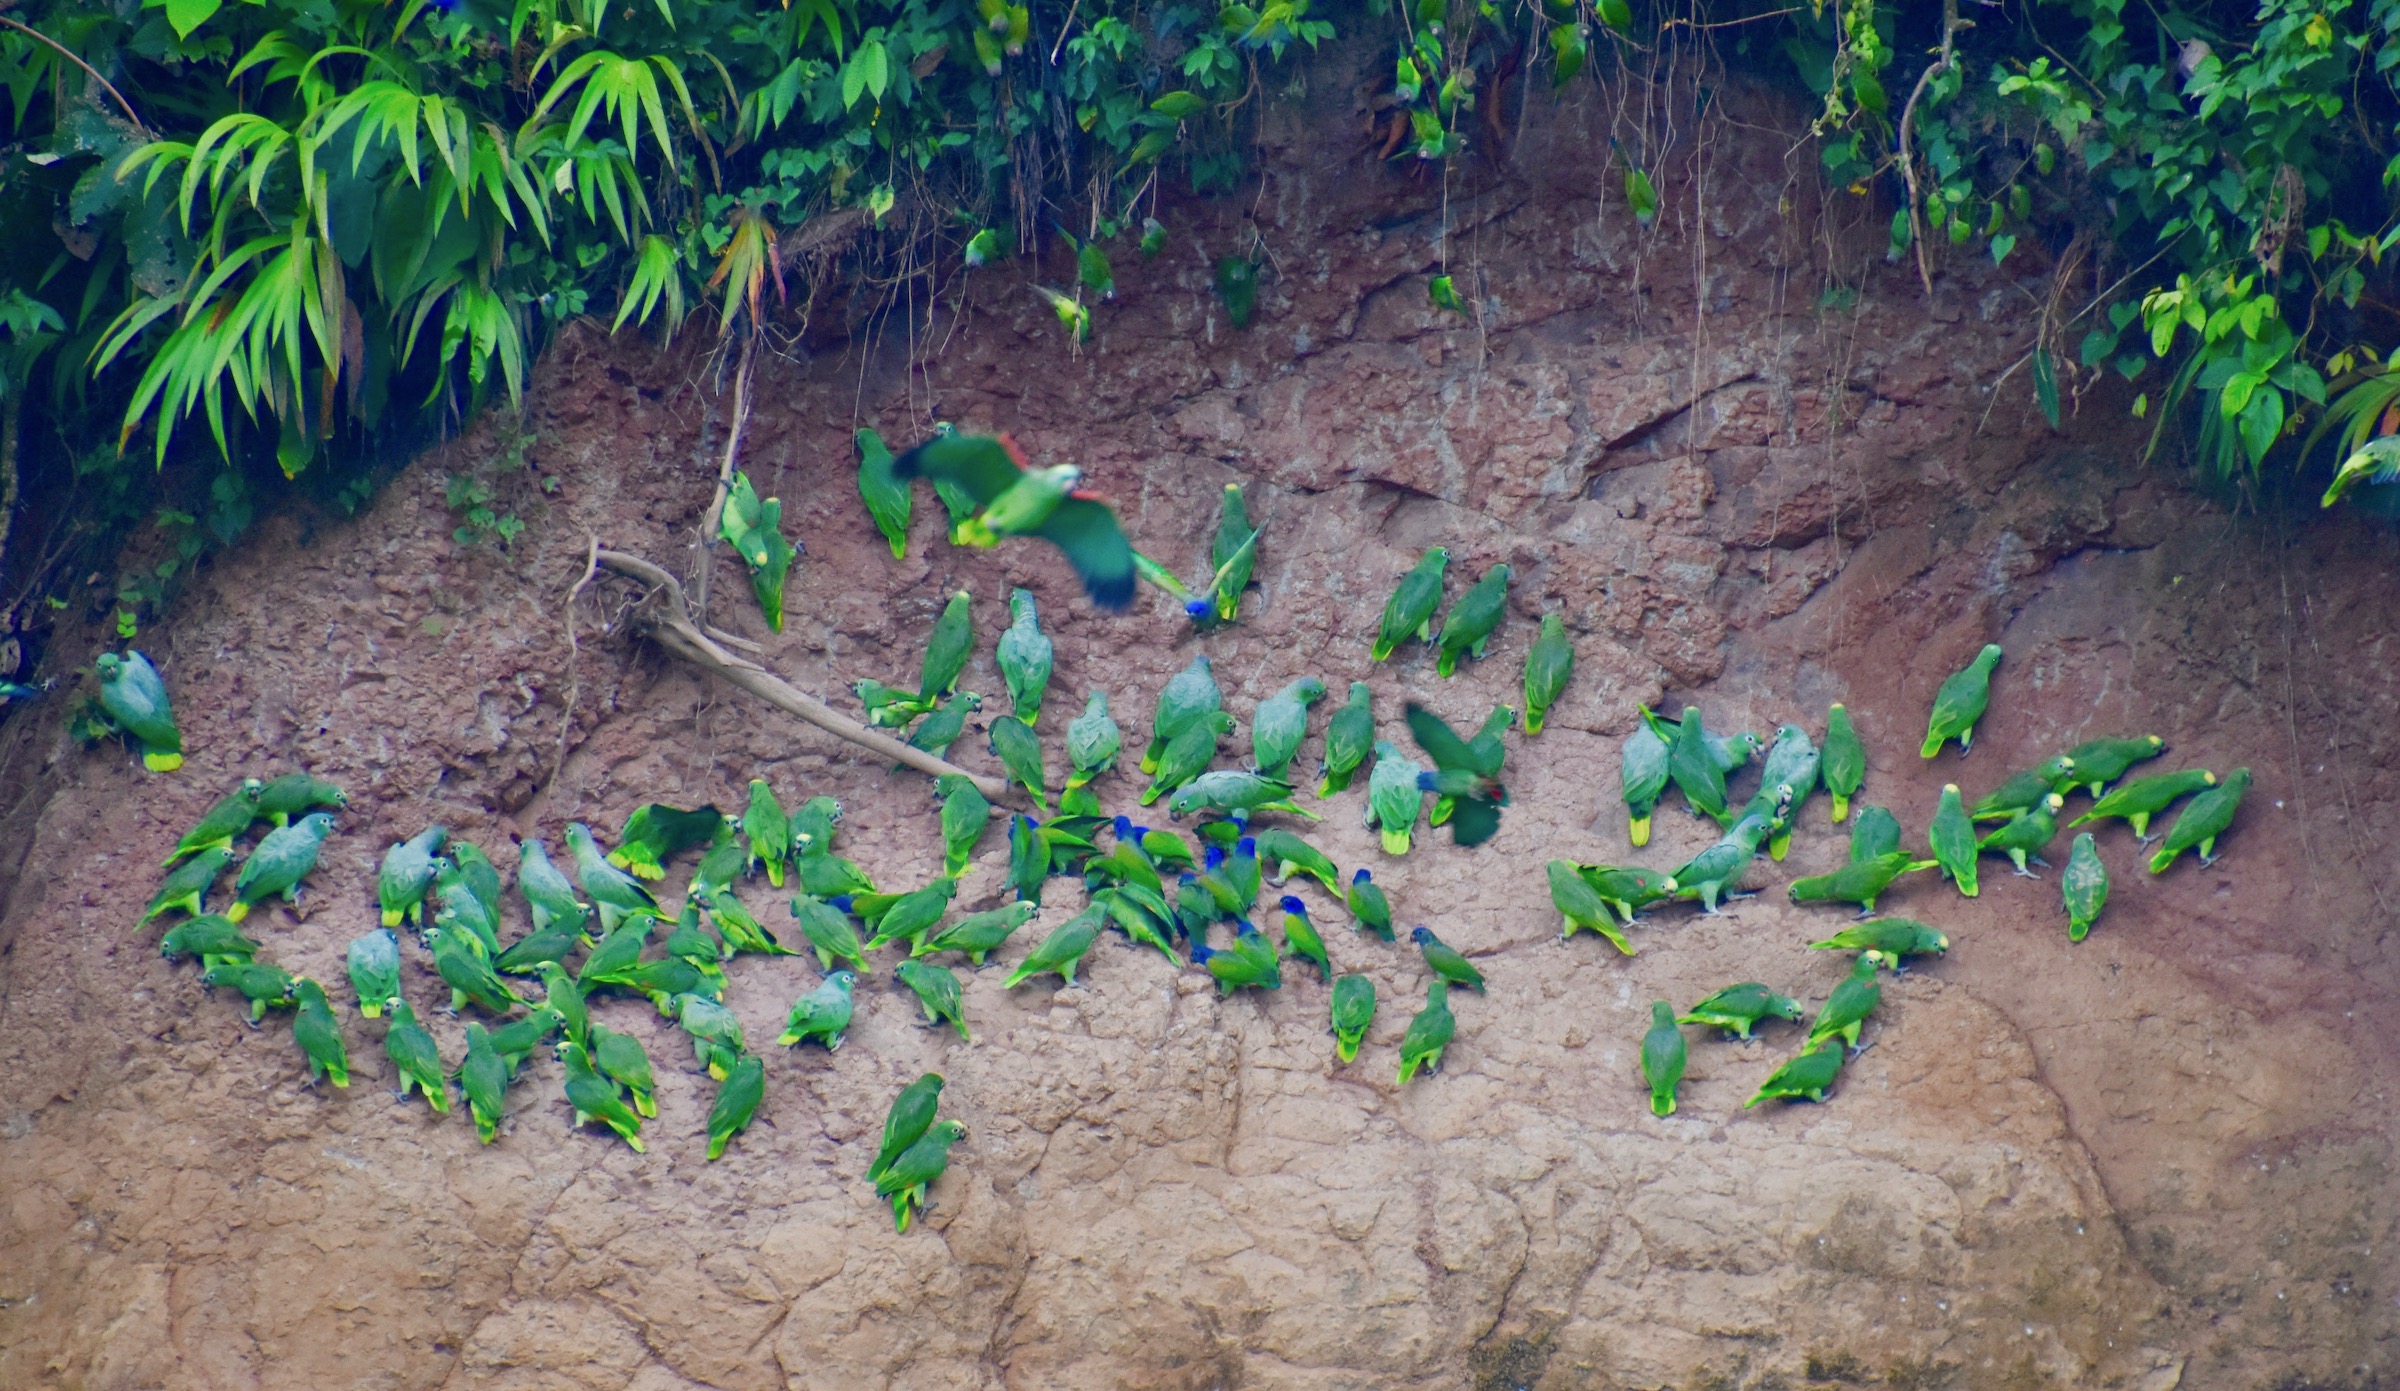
[
  {"left": 164, "top": 779, "right": 263, "bottom": 866},
  {"left": 1167, "top": 769, "right": 1319, "bottom": 822},
  {"left": 226, "top": 813, "right": 336, "bottom": 922},
  {"left": 877, "top": 1118, "right": 968, "bottom": 1233},
  {"left": 1787, "top": 850, "right": 1933, "bottom": 915},
  {"left": 427, "top": 926, "right": 529, "bottom": 1015},
  {"left": 895, "top": 959, "right": 971, "bottom": 1040},
  {"left": 1679, "top": 982, "right": 1805, "bottom": 1040},
  {"left": 455, "top": 1022, "right": 509, "bottom": 1142},
  {"left": 590, "top": 1024, "right": 658, "bottom": 1119},
  {"left": 1809, "top": 918, "right": 1949, "bottom": 966},
  {"left": 865, "top": 877, "right": 959, "bottom": 953},
  {"left": 996, "top": 588, "right": 1054, "bottom": 724},
  {"left": 1006, "top": 813, "right": 1050, "bottom": 906},
  {"left": 1346, "top": 867, "right": 1394, "bottom": 940},
  {"left": 1970, "top": 755, "right": 2078, "bottom": 823},
  {"left": 385, "top": 998, "right": 450, "bottom": 1114},
  {"left": 541, "top": 965, "right": 590, "bottom": 1050},
  {"left": 1640, "top": 706, "right": 1763, "bottom": 775},
  {"left": 1521, "top": 613, "right": 1576, "bottom": 736},
  {"left": 706, "top": 1054, "right": 766, "bottom": 1161},
  {"left": 449, "top": 842, "right": 505, "bottom": 924},
  {"left": 1365, "top": 741, "right": 1427, "bottom": 855},
  {"left": 141, "top": 846, "right": 232, "bottom": 925},
  {"left": 891, "top": 434, "right": 1136, "bottom": 607},
  {"left": 701, "top": 882, "right": 788, "bottom": 958},
  {"left": 791, "top": 891, "right": 870, "bottom": 971},
  {"left": 1316, "top": 682, "right": 1376, "bottom": 798},
  {"left": 676, "top": 992, "right": 748, "bottom": 1078},
  {"left": 1820, "top": 703, "right": 1864, "bottom": 823},
  {"left": 2148, "top": 768, "right": 2250, "bottom": 874},
  {"left": 291, "top": 978, "right": 349, "bottom": 1088},
  {"left": 432, "top": 860, "right": 503, "bottom": 959},
  {"left": 1746, "top": 1042, "right": 1846, "bottom": 1106},
  {"left": 517, "top": 837, "right": 589, "bottom": 936},
  {"left": 483, "top": 1008, "right": 563, "bottom": 1074},
  {"left": 1395, "top": 981, "right": 1456, "bottom": 1085},
  {"left": 771, "top": 969, "right": 858, "bottom": 1052},
  {"left": 347, "top": 929, "right": 401, "bottom": 1017},
  {"left": 1373, "top": 547, "right": 1449, "bottom": 662},
  {"left": 1252, "top": 827, "right": 1342, "bottom": 894},
  {"left": 916, "top": 902, "right": 1038, "bottom": 966},
  {"left": 2070, "top": 768, "right": 2218, "bottom": 842},
  {"left": 254, "top": 772, "right": 346, "bottom": 825},
  {"left": 1921, "top": 643, "right": 2003, "bottom": 758},
  {"left": 1411, "top": 925, "right": 1485, "bottom": 991},
  {"left": 160, "top": 913, "right": 259, "bottom": 965},
  {"left": 1278, "top": 896, "right": 1331, "bottom": 981},
  {"left": 1251, "top": 677, "right": 1327, "bottom": 780},
  {"left": 1745, "top": 724, "right": 1821, "bottom": 859},
  {"left": 1927, "top": 785, "right": 1979, "bottom": 897},
  {"left": 1004, "top": 904, "right": 1106, "bottom": 988},
  {"left": 1329, "top": 973, "right": 1377, "bottom": 1062},
  {"left": 1641, "top": 1001, "right": 1687, "bottom": 1117},
  {"left": 566, "top": 822, "right": 662, "bottom": 929},
  {"left": 906, "top": 691, "right": 980, "bottom": 761},
  {"left": 1191, "top": 923, "right": 1283, "bottom": 995},
  {"left": 1666, "top": 706, "right": 1731, "bottom": 824},
  {"left": 913, "top": 590, "right": 977, "bottom": 713},
  {"left": 556, "top": 1039, "right": 644, "bottom": 1151},
  {"left": 1620, "top": 722, "right": 1670, "bottom": 848},
  {"left": 856, "top": 425, "right": 912, "bottom": 559},
  {"left": 1143, "top": 655, "right": 1223, "bottom": 774},
  {"left": 1432, "top": 563, "right": 1511, "bottom": 678},
  {"left": 742, "top": 781, "right": 792, "bottom": 888},
  {"left": 1065, "top": 691, "right": 1121, "bottom": 790},
  {"left": 1850, "top": 804, "right": 1904, "bottom": 863},
  {"left": 1207, "top": 482, "right": 1260, "bottom": 623},
  {"left": 1577, "top": 863, "right": 1680, "bottom": 928},
  {"left": 1142, "top": 710, "right": 1232, "bottom": 806},
  {"left": 869, "top": 1074, "right": 945, "bottom": 1182},
  {"left": 1548, "top": 860, "right": 1634, "bottom": 953},
  {"left": 1807, "top": 955, "right": 1884, "bottom": 1050},
  {"left": 94, "top": 650, "right": 183, "bottom": 771},
  {"left": 576, "top": 916, "right": 653, "bottom": 989},
  {"left": 1216, "top": 256, "right": 1258, "bottom": 328},
  {"left": 1978, "top": 793, "right": 2065, "bottom": 877},
  {"left": 2063, "top": 735, "right": 2167, "bottom": 797},
  {"left": 1672, "top": 800, "right": 1782, "bottom": 915},
  {"left": 2062, "top": 833, "right": 2109, "bottom": 940},
  {"left": 989, "top": 716, "right": 1050, "bottom": 812},
  {"left": 936, "top": 775, "right": 991, "bottom": 878},
  {"left": 203, "top": 959, "right": 298, "bottom": 1021},
  {"left": 610, "top": 804, "right": 726, "bottom": 881},
  {"left": 378, "top": 825, "right": 449, "bottom": 928}
]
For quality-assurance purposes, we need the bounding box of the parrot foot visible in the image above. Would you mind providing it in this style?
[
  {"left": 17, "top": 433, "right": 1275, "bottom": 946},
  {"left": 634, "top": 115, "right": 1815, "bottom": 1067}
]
[{"left": 2012, "top": 867, "right": 2041, "bottom": 879}]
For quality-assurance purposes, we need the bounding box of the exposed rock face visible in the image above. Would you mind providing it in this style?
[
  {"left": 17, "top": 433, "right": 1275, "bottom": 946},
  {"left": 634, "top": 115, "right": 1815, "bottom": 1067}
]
[{"left": 2, "top": 68, "right": 2393, "bottom": 1391}]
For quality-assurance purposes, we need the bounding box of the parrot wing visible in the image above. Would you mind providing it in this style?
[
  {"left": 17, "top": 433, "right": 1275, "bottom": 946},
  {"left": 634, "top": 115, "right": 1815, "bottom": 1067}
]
[
  {"left": 891, "top": 433, "right": 1026, "bottom": 504},
  {"left": 1030, "top": 497, "right": 1136, "bottom": 609}
]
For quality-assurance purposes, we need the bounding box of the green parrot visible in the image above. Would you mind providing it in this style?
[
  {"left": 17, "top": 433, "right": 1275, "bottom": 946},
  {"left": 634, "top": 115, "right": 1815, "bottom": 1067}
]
[
  {"left": 1252, "top": 827, "right": 1342, "bottom": 895},
  {"left": 160, "top": 913, "right": 259, "bottom": 965},
  {"left": 1365, "top": 741, "right": 1426, "bottom": 855},
  {"left": 1096, "top": 885, "right": 1180, "bottom": 961},
  {"left": 1216, "top": 255, "right": 1258, "bottom": 327},
  {"left": 1329, "top": 974, "right": 1376, "bottom": 1062},
  {"left": 1640, "top": 706, "right": 1763, "bottom": 775},
  {"left": 1373, "top": 547, "right": 1449, "bottom": 662},
  {"left": 986, "top": 716, "right": 1050, "bottom": 812},
  {"left": 204, "top": 959, "right": 298, "bottom": 1021},
  {"left": 717, "top": 472, "right": 796, "bottom": 632},
  {"left": 742, "top": 781, "right": 792, "bottom": 889},
  {"left": 1167, "top": 769, "right": 1319, "bottom": 822},
  {"left": 856, "top": 425, "right": 912, "bottom": 559},
  {"left": 1809, "top": 917, "right": 1950, "bottom": 966},
  {"left": 449, "top": 841, "right": 505, "bottom": 923},
  {"left": 701, "top": 884, "right": 789, "bottom": 957},
  {"left": 291, "top": 978, "right": 350, "bottom": 1088},
  {"left": 1005, "top": 904, "right": 1106, "bottom": 988},
  {"left": 1921, "top": 643, "right": 2003, "bottom": 758},
  {"left": 1746, "top": 1042, "right": 1846, "bottom": 1106},
  {"left": 226, "top": 812, "right": 335, "bottom": 922},
  {"left": 1192, "top": 924, "right": 1283, "bottom": 995},
  {"left": 870, "top": 1074, "right": 946, "bottom": 1182},
  {"left": 1620, "top": 722, "right": 1670, "bottom": 848},
  {"left": 1346, "top": 867, "right": 1394, "bottom": 940},
  {"left": 877, "top": 1118, "right": 968, "bottom": 1233},
  {"left": 254, "top": 772, "right": 346, "bottom": 826},
  {"left": 1808, "top": 955, "right": 1883, "bottom": 1050},
  {"left": 384, "top": 999, "right": 449, "bottom": 1113},
  {"left": 1277, "top": 896, "right": 1331, "bottom": 981},
  {"left": 1745, "top": 724, "right": 1821, "bottom": 859},
  {"left": 1395, "top": 981, "right": 1456, "bottom": 1085},
  {"left": 1142, "top": 710, "right": 1233, "bottom": 805},
  {"left": 895, "top": 959, "right": 971, "bottom": 1039},
  {"left": 516, "top": 837, "right": 590, "bottom": 937},
  {"left": 1577, "top": 863, "right": 1679, "bottom": 927},
  {"left": 1411, "top": 925, "right": 1484, "bottom": 991},
  {"left": 566, "top": 822, "right": 661, "bottom": 929},
  {"left": 2062, "top": 833, "right": 2109, "bottom": 940},
  {"left": 346, "top": 928, "right": 401, "bottom": 1017},
  {"left": 1672, "top": 800, "right": 1782, "bottom": 914},
  {"left": 789, "top": 894, "right": 869, "bottom": 972},
  {"left": 621, "top": 955, "right": 725, "bottom": 1015},
  {"left": 1820, "top": 703, "right": 1864, "bottom": 823},
  {"left": 1927, "top": 784, "right": 1979, "bottom": 897},
  {"left": 906, "top": 690, "right": 980, "bottom": 763},
  {"left": 1970, "top": 755, "right": 2078, "bottom": 823},
  {"left": 1548, "top": 860, "right": 1635, "bottom": 953},
  {"left": 936, "top": 775, "right": 991, "bottom": 878},
  {"left": 2063, "top": 735, "right": 2167, "bottom": 796},
  {"left": 1850, "top": 804, "right": 1904, "bottom": 863},
  {"left": 576, "top": 916, "right": 653, "bottom": 990},
  {"left": 432, "top": 860, "right": 503, "bottom": 959},
  {"left": 1979, "top": 792, "right": 2065, "bottom": 877},
  {"left": 455, "top": 1022, "right": 509, "bottom": 1142},
  {"left": 1142, "top": 655, "right": 1222, "bottom": 774},
  {"left": 790, "top": 844, "right": 876, "bottom": 901},
  {"left": 666, "top": 992, "right": 741, "bottom": 1079},
  {"left": 1317, "top": 682, "right": 1375, "bottom": 797},
  {"left": 916, "top": 901, "right": 1038, "bottom": 965},
  {"left": 2071, "top": 768, "right": 2218, "bottom": 842},
  {"left": 1416, "top": 703, "right": 1511, "bottom": 838},
  {"left": 611, "top": 804, "right": 727, "bottom": 881},
  {"left": 1206, "top": 482, "right": 1260, "bottom": 623},
  {"left": 662, "top": 900, "right": 725, "bottom": 964},
  {"left": 892, "top": 435, "right": 1137, "bottom": 607},
  {"left": 427, "top": 926, "right": 530, "bottom": 1015},
  {"left": 1250, "top": 677, "right": 1327, "bottom": 780},
  {"left": 1521, "top": 613, "right": 1576, "bottom": 736},
  {"left": 1432, "top": 563, "right": 1511, "bottom": 678},
  {"left": 776, "top": 968, "right": 859, "bottom": 1051},
  {"left": 685, "top": 820, "right": 744, "bottom": 898},
  {"left": 378, "top": 825, "right": 449, "bottom": 928},
  {"left": 590, "top": 1023, "right": 658, "bottom": 1119},
  {"left": 483, "top": 1008, "right": 563, "bottom": 1074},
  {"left": 707, "top": 1053, "right": 766, "bottom": 1161},
  {"left": 556, "top": 1039, "right": 644, "bottom": 1151},
  {"left": 1787, "top": 850, "right": 1933, "bottom": 915},
  {"left": 1065, "top": 690, "right": 1121, "bottom": 789},
  {"left": 1083, "top": 835, "right": 1163, "bottom": 896},
  {"left": 995, "top": 588, "right": 1055, "bottom": 724},
  {"left": 1640, "top": 1001, "right": 1687, "bottom": 1117},
  {"left": 94, "top": 650, "right": 183, "bottom": 771},
  {"left": 1666, "top": 706, "right": 1730, "bottom": 824},
  {"left": 906, "top": 590, "right": 976, "bottom": 715},
  {"left": 541, "top": 965, "right": 590, "bottom": 1050},
  {"left": 165, "top": 779, "right": 264, "bottom": 866},
  {"left": 141, "top": 846, "right": 232, "bottom": 925},
  {"left": 2148, "top": 768, "right": 2250, "bottom": 874},
  {"left": 856, "top": 677, "right": 926, "bottom": 730},
  {"left": 1006, "top": 813, "right": 1050, "bottom": 906},
  {"left": 1678, "top": 982, "right": 1805, "bottom": 1039}
]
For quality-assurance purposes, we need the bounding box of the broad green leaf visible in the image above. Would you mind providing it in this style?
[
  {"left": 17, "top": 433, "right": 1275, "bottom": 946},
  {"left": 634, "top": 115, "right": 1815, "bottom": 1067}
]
[{"left": 166, "top": 0, "right": 222, "bottom": 39}]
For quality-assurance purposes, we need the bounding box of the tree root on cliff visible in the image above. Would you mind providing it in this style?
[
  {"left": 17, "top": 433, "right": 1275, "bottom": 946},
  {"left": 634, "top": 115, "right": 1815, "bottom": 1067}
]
[{"left": 588, "top": 547, "right": 1013, "bottom": 806}]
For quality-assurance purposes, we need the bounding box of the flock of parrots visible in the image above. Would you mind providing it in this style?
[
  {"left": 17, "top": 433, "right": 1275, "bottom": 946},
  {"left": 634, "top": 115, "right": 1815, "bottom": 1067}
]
[{"left": 83, "top": 430, "right": 2255, "bottom": 1232}]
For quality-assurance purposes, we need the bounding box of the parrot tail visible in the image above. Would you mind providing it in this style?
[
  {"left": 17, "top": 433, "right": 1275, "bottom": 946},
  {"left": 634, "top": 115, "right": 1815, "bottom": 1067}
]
[
  {"left": 1629, "top": 815, "right": 1651, "bottom": 847},
  {"left": 1830, "top": 795, "right": 1849, "bottom": 823}
]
